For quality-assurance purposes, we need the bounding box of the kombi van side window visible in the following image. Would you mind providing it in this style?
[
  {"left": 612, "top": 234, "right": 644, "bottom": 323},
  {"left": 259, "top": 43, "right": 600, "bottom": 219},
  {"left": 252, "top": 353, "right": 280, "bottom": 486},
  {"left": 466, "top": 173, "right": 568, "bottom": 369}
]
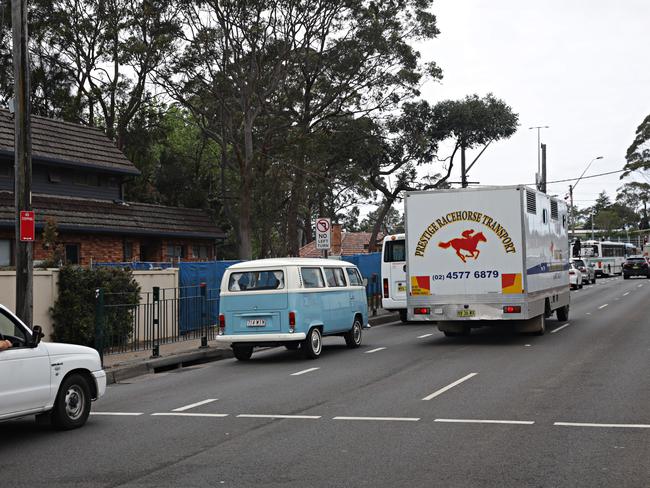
[
  {"left": 301, "top": 267, "right": 325, "bottom": 288},
  {"left": 228, "top": 270, "right": 284, "bottom": 291},
  {"left": 324, "top": 267, "right": 346, "bottom": 287},
  {"left": 346, "top": 268, "right": 363, "bottom": 286}
]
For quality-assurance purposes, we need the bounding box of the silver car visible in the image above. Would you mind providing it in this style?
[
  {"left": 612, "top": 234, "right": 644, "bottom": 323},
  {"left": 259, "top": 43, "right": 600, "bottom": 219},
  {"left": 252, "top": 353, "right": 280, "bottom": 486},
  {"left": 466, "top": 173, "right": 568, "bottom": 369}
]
[{"left": 571, "top": 258, "right": 596, "bottom": 284}]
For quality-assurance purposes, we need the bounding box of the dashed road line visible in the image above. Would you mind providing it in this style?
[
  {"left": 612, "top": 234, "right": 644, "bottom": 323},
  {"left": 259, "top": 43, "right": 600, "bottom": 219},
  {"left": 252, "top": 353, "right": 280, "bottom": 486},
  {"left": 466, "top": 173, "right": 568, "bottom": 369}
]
[
  {"left": 151, "top": 413, "right": 229, "bottom": 418},
  {"left": 555, "top": 422, "right": 650, "bottom": 429},
  {"left": 365, "top": 347, "right": 386, "bottom": 354},
  {"left": 333, "top": 416, "right": 420, "bottom": 422},
  {"left": 237, "top": 414, "right": 321, "bottom": 419},
  {"left": 90, "top": 412, "right": 144, "bottom": 416},
  {"left": 373, "top": 320, "right": 403, "bottom": 328},
  {"left": 638, "top": 284, "right": 644, "bottom": 288},
  {"left": 422, "top": 373, "right": 478, "bottom": 401},
  {"left": 173, "top": 398, "right": 218, "bottom": 412},
  {"left": 435, "top": 419, "right": 534, "bottom": 425},
  {"left": 598, "top": 304, "right": 608, "bottom": 309},
  {"left": 623, "top": 292, "right": 630, "bottom": 296},
  {"left": 551, "top": 322, "right": 571, "bottom": 334},
  {"left": 291, "top": 367, "right": 320, "bottom": 376},
  {"left": 417, "top": 333, "right": 434, "bottom": 339}
]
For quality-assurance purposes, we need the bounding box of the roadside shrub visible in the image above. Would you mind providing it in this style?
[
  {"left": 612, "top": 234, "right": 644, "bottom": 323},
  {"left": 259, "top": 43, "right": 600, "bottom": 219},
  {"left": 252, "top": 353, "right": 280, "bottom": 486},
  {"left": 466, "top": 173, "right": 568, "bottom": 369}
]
[{"left": 51, "top": 266, "right": 141, "bottom": 347}]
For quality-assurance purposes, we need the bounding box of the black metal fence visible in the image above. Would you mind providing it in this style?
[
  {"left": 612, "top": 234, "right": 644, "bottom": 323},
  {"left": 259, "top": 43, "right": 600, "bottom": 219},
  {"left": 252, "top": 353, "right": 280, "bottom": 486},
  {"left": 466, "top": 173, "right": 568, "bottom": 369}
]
[{"left": 95, "top": 284, "right": 220, "bottom": 359}]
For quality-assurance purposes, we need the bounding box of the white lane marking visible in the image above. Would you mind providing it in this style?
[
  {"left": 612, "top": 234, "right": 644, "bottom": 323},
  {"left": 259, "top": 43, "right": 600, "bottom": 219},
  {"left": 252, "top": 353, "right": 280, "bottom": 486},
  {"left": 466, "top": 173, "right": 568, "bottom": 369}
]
[
  {"left": 638, "top": 284, "right": 644, "bottom": 288},
  {"left": 598, "top": 304, "right": 608, "bottom": 309},
  {"left": 435, "top": 419, "right": 534, "bottom": 425},
  {"left": 422, "top": 373, "right": 478, "bottom": 401},
  {"left": 90, "top": 412, "right": 144, "bottom": 416},
  {"left": 173, "top": 398, "right": 218, "bottom": 412},
  {"left": 551, "top": 323, "right": 570, "bottom": 334},
  {"left": 417, "top": 333, "right": 433, "bottom": 339},
  {"left": 291, "top": 367, "right": 320, "bottom": 376},
  {"left": 151, "top": 413, "right": 229, "bottom": 418},
  {"left": 237, "top": 414, "right": 321, "bottom": 419},
  {"left": 623, "top": 292, "right": 630, "bottom": 296},
  {"left": 586, "top": 312, "right": 592, "bottom": 315},
  {"left": 555, "top": 422, "right": 650, "bottom": 429},
  {"left": 374, "top": 320, "right": 403, "bottom": 328},
  {"left": 365, "top": 347, "right": 386, "bottom": 354},
  {"left": 333, "top": 416, "right": 420, "bottom": 422}
]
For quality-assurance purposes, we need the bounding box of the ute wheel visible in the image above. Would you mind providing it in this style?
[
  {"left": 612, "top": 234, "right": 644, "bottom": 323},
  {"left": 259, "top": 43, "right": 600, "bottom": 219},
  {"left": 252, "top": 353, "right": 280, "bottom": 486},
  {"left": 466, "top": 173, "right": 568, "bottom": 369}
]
[
  {"left": 233, "top": 345, "right": 253, "bottom": 361},
  {"left": 344, "top": 317, "right": 363, "bottom": 348},
  {"left": 302, "top": 327, "right": 322, "bottom": 359},
  {"left": 51, "top": 374, "right": 91, "bottom": 430},
  {"left": 556, "top": 305, "right": 569, "bottom": 322},
  {"left": 285, "top": 342, "right": 300, "bottom": 351},
  {"left": 399, "top": 310, "right": 408, "bottom": 323}
]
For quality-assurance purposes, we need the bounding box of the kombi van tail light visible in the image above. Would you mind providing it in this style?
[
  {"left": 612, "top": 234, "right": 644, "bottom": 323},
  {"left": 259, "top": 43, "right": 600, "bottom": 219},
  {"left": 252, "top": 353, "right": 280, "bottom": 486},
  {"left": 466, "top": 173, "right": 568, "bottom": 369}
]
[
  {"left": 414, "top": 307, "right": 430, "bottom": 315},
  {"left": 503, "top": 306, "right": 521, "bottom": 314},
  {"left": 218, "top": 314, "right": 225, "bottom": 335},
  {"left": 289, "top": 311, "right": 296, "bottom": 332},
  {"left": 383, "top": 279, "right": 389, "bottom": 298}
]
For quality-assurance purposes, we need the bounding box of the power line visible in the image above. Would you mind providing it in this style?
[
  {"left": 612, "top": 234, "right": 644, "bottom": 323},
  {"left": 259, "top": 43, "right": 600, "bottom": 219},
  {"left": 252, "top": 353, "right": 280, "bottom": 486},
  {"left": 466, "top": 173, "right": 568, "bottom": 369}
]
[{"left": 532, "top": 169, "right": 627, "bottom": 186}]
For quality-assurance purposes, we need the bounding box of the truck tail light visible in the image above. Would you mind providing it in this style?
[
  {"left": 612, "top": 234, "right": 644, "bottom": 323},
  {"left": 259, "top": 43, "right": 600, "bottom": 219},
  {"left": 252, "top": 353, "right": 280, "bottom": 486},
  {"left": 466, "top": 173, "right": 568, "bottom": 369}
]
[
  {"left": 218, "top": 314, "right": 225, "bottom": 334},
  {"left": 383, "top": 279, "right": 389, "bottom": 298},
  {"left": 289, "top": 311, "right": 296, "bottom": 332},
  {"left": 414, "top": 307, "right": 430, "bottom": 315},
  {"left": 503, "top": 305, "right": 521, "bottom": 314}
]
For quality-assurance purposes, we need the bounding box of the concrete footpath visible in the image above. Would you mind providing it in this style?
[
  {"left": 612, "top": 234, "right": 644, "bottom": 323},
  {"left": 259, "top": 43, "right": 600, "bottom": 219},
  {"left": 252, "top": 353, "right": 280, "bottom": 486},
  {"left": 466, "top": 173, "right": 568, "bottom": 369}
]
[{"left": 103, "top": 310, "right": 401, "bottom": 384}]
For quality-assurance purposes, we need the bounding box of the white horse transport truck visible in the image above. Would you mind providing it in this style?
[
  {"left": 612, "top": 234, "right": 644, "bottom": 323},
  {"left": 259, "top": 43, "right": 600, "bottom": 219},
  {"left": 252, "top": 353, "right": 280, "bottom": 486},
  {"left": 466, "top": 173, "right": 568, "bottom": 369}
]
[{"left": 405, "top": 186, "right": 570, "bottom": 336}]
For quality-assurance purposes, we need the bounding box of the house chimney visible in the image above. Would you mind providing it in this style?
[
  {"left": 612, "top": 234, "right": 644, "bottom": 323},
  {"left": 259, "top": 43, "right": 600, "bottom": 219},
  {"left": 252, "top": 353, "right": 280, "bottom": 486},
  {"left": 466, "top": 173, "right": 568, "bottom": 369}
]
[{"left": 331, "top": 224, "right": 342, "bottom": 256}]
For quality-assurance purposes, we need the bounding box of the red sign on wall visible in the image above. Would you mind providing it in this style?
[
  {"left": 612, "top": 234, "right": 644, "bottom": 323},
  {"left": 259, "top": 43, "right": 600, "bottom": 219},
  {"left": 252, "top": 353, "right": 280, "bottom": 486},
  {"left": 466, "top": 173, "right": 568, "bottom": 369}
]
[{"left": 20, "top": 211, "right": 35, "bottom": 242}]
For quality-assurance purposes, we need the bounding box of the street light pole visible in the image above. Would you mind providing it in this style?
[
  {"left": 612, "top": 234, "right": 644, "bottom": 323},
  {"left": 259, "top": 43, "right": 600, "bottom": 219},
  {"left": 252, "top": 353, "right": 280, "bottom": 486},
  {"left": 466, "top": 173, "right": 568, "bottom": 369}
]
[{"left": 569, "top": 156, "right": 603, "bottom": 243}]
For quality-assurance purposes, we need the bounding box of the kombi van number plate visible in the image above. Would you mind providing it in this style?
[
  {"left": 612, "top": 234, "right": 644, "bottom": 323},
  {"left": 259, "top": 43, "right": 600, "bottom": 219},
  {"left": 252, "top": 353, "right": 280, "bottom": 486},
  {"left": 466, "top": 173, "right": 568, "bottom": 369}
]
[
  {"left": 457, "top": 310, "right": 475, "bottom": 318},
  {"left": 246, "top": 319, "right": 266, "bottom": 327}
]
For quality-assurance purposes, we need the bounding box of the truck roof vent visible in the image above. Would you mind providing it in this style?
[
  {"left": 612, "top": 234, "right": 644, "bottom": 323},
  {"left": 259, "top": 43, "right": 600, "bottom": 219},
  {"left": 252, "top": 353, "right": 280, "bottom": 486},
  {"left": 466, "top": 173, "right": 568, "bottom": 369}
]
[
  {"left": 550, "top": 200, "right": 559, "bottom": 220},
  {"left": 526, "top": 190, "right": 536, "bottom": 214}
]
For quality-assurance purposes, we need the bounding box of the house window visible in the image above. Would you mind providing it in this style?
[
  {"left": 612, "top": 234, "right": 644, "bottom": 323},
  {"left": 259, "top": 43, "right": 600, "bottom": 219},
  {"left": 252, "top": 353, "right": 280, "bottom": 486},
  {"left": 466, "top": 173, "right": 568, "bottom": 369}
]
[
  {"left": 48, "top": 170, "right": 63, "bottom": 183},
  {"left": 65, "top": 244, "right": 80, "bottom": 265},
  {"left": 192, "top": 243, "right": 210, "bottom": 260},
  {"left": 123, "top": 241, "right": 133, "bottom": 261},
  {"left": 0, "top": 240, "right": 11, "bottom": 266},
  {"left": 166, "top": 244, "right": 185, "bottom": 259}
]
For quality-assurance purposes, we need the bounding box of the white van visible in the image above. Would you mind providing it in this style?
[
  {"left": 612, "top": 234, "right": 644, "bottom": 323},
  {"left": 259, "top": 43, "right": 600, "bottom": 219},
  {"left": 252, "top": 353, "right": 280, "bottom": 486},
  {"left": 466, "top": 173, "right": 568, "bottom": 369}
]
[{"left": 381, "top": 234, "right": 407, "bottom": 322}]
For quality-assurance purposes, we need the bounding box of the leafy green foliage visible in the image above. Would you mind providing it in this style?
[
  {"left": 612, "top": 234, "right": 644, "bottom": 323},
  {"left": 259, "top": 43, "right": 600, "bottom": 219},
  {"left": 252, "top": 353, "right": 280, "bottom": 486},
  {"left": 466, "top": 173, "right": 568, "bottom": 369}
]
[
  {"left": 51, "top": 266, "right": 140, "bottom": 348},
  {"left": 623, "top": 114, "right": 650, "bottom": 175}
]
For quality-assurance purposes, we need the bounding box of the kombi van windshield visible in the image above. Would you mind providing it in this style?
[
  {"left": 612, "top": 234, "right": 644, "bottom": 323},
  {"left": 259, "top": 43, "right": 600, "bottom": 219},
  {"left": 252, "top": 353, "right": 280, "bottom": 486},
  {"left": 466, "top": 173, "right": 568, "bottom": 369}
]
[{"left": 228, "top": 270, "right": 284, "bottom": 291}]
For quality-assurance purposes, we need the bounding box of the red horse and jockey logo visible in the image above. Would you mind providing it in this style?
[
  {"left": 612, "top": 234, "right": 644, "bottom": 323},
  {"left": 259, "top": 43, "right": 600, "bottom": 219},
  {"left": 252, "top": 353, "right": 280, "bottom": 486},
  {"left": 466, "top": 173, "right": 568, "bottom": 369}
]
[{"left": 438, "top": 229, "right": 487, "bottom": 263}]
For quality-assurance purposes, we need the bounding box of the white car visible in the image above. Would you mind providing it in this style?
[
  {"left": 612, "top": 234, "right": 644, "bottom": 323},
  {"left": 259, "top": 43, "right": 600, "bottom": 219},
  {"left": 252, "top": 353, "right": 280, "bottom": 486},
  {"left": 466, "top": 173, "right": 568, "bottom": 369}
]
[
  {"left": 0, "top": 304, "right": 106, "bottom": 429},
  {"left": 569, "top": 263, "right": 583, "bottom": 290}
]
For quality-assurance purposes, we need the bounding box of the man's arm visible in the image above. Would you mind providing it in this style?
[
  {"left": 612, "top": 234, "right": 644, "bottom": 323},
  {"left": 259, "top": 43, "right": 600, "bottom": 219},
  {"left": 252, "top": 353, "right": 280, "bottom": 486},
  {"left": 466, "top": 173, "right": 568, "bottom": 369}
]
[{"left": 0, "top": 339, "right": 12, "bottom": 350}]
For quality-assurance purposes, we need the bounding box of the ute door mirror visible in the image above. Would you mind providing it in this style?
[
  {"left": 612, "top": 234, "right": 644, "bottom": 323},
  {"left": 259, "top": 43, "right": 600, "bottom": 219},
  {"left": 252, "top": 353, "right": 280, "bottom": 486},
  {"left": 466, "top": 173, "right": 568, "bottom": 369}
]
[{"left": 31, "top": 326, "right": 44, "bottom": 347}]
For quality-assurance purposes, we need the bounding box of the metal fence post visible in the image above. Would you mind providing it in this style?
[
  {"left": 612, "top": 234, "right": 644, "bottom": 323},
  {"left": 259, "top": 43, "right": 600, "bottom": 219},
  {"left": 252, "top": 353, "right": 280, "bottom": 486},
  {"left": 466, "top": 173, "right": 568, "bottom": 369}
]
[
  {"left": 94, "top": 288, "right": 104, "bottom": 366},
  {"left": 199, "top": 282, "right": 208, "bottom": 348},
  {"left": 371, "top": 273, "right": 378, "bottom": 316},
  {"left": 152, "top": 286, "right": 160, "bottom": 357}
]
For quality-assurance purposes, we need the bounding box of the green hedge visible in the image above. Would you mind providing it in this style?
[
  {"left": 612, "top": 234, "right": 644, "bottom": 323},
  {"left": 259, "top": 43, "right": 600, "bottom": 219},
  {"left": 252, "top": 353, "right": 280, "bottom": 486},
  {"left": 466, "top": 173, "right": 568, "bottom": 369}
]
[{"left": 51, "top": 266, "right": 141, "bottom": 347}]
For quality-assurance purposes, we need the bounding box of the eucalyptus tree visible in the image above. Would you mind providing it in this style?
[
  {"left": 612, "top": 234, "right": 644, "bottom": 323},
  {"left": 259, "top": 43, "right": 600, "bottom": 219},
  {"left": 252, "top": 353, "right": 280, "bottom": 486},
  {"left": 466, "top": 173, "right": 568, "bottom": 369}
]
[{"left": 623, "top": 113, "right": 650, "bottom": 175}]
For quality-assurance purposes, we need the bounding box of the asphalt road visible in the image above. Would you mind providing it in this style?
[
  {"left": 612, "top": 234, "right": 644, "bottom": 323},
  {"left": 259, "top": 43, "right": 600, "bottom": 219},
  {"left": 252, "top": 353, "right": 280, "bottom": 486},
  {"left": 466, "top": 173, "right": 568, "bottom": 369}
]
[{"left": 2, "top": 276, "right": 649, "bottom": 488}]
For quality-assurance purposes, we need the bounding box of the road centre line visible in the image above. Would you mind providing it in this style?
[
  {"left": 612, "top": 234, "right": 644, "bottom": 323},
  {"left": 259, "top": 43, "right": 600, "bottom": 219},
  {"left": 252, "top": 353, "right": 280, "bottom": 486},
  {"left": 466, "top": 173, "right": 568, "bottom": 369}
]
[
  {"left": 365, "top": 347, "right": 386, "bottom": 354},
  {"left": 551, "top": 323, "right": 570, "bottom": 334},
  {"left": 151, "top": 413, "right": 229, "bottom": 418},
  {"left": 555, "top": 422, "right": 650, "bottom": 429},
  {"left": 417, "top": 333, "right": 433, "bottom": 339},
  {"left": 333, "top": 416, "right": 420, "bottom": 422},
  {"left": 237, "top": 414, "right": 321, "bottom": 419},
  {"left": 598, "top": 304, "right": 608, "bottom": 309},
  {"left": 90, "top": 412, "right": 144, "bottom": 416},
  {"left": 172, "top": 398, "right": 218, "bottom": 412},
  {"left": 422, "top": 373, "right": 478, "bottom": 401},
  {"left": 291, "top": 367, "right": 320, "bottom": 376},
  {"left": 623, "top": 292, "right": 630, "bottom": 296},
  {"left": 638, "top": 284, "right": 644, "bottom": 288},
  {"left": 373, "top": 320, "right": 403, "bottom": 328},
  {"left": 435, "top": 419, "right": 534, "bottom": 425}
]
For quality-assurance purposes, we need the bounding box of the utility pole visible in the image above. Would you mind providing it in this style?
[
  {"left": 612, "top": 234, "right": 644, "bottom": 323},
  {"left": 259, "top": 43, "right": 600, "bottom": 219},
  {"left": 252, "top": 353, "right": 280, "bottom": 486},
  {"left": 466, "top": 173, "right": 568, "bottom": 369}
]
[
  {"left": 460, "top": 144, "right": 467, "bottom": 188},
  {"left": 529, "top": 125, "right": 549, "bottom": 191},
  {"left": 540, "top": 143, "right": 547, "bottom": 194},
  {"left": 569, "top": 184, "right": 574, "bottom": 240},
  {"left": 12, "top": 0, "right": 33, "bottom": 326}
]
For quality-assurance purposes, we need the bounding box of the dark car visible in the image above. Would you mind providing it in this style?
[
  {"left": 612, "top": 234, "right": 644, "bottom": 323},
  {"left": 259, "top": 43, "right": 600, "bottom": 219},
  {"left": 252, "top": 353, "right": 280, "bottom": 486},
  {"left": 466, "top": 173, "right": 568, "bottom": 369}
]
[{"left": 622, "top": 256, "right": 650, "bottom": 279}]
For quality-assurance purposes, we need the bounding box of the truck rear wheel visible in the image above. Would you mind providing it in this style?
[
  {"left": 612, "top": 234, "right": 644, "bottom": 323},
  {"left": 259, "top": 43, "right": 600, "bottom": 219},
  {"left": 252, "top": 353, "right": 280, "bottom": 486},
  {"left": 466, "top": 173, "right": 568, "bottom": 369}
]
[
  {"left": 533, "top": 316, "right": 546, "bottom": 336},
  {"left": 556, "top": 305, "right": 569, "bottom": 322},
  {"left": 399, "top": 310, "right": 408, "bottom": 323}
]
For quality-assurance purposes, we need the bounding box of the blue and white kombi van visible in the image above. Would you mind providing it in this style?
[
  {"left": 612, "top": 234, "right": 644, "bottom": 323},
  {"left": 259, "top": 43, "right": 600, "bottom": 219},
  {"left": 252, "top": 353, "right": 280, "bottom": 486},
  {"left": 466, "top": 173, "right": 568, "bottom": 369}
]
[{"left": 215, "top": 258, "right": 369, "bottom": 360}]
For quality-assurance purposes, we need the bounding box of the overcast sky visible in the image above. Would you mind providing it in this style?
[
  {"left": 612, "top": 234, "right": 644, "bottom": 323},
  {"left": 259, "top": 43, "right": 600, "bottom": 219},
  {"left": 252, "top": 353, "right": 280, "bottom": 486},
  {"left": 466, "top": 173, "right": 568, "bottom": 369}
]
[{"left": 394, "top": 0, "right": 650, "bottom": 213}]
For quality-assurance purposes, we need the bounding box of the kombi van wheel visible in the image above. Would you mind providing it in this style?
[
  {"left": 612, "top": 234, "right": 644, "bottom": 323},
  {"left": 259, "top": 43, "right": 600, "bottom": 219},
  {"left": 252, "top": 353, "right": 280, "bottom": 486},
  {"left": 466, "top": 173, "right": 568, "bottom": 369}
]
[
  {"left": 51, "top": 374, "right": 91, "bottom": 430},
  {"left": 303, "top": 327, "right": 322, "bottom": 359},
  {"left": 233, "top": 345, "right": 253, "bottom": 361},
  {"left": 344, "top": 318, "right": 363, "bottom": 348}
]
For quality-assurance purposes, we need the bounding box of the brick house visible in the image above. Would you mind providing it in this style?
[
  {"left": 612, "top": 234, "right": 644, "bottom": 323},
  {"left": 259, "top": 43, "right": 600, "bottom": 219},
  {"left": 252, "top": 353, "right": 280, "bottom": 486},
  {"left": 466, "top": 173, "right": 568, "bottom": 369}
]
[
  {"left": 299, "top": 225, "right": 385, "bottom": 257},
  {"left": 0, "top": 109, "right": 224, "bottom": 266}
]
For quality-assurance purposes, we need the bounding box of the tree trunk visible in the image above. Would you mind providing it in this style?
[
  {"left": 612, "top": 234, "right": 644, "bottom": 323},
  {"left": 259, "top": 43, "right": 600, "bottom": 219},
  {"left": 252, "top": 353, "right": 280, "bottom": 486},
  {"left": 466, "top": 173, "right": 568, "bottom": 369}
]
[
  {"left": 238, "top": 115, "right": 254, "bottom": 260},
  {"left": 368, "top": 197, "right": 395, "bottom": 252}
]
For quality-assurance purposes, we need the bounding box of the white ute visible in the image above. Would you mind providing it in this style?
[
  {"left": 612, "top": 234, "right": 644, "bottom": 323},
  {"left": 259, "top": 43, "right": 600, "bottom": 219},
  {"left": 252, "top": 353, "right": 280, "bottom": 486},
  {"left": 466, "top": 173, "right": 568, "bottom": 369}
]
[{"left": 0, "top": 304, "right": 106, "bottom": 429}]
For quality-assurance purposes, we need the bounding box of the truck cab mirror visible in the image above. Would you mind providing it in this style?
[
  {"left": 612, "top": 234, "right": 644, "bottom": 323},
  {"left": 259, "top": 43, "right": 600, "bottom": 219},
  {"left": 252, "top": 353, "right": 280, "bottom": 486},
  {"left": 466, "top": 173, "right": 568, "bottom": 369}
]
[{"left": 31, "top": 326, "right": 44, "bottom": 347}]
